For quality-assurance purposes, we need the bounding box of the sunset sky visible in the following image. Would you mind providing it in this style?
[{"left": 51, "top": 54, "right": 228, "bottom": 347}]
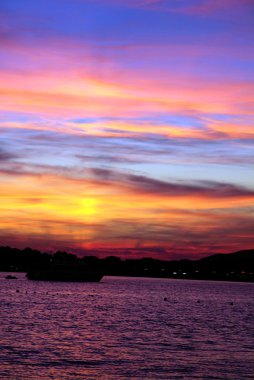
[{"left": 0, "top": 0, "right": 253, "bottom": 259}]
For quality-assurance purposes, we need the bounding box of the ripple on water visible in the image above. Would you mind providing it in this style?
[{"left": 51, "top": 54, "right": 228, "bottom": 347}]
[{"left": 0, "top": 276, "right": 254, "bottom": 379}]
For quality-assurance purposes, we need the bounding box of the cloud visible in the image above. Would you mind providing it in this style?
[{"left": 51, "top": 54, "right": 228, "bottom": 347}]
[
  {"left": 0, "top": 148, "right": 17, "bottom": 161},
  {"left": 85, "top": 211, "right": 254, "bottom": 259},
  {"left": 89, "top": 168, "right": 254, "bottom": 199},
  {"left": 0, "top": 158, "right": 253, "bottom": 258},
  {"left": 175, "top": 0, "right": 254, "bottom": 16},
  {"left": 0, "top": 0, "right": 253, "bottom": 258},
  {"left": 76, "top": 154, "right": 141, "bottom": 164},
  {"left": 92, "top": 0, "right": 254, "bottom": 16}
]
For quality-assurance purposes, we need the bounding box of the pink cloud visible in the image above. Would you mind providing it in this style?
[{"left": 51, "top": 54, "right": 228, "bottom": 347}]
[{"left": 89, "top": 0, "right": 254, "bottom": 16}]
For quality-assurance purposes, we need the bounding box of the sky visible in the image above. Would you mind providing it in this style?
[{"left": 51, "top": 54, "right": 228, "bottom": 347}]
[{"left": 0, "top": 0, "right": 254, "bottom": 259}]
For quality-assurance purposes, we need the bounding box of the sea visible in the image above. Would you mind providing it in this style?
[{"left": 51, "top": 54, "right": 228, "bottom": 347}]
[{"left": 0, "top": 273, "right": 254, "bottom": 379}]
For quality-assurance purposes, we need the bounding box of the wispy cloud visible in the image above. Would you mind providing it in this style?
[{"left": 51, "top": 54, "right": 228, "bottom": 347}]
[
  {"left": 92, "top": 0, "right": 254, "bottom": 16},
  {"left": 89, "top": 168, "right": 254, "bottom": 199},
  {"left": 0, "top": 148, "right": 17, "bottom": 162},
  {"left": 0, "top": 0, "right": 253, "bottom": 258}
]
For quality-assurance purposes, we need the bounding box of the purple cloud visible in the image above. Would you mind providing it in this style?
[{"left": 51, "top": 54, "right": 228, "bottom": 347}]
[{"left": 89, "top": 168, "right": 254, "bottom": 198}]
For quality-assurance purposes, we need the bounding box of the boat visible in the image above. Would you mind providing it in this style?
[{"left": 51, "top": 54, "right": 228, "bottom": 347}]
[
  {"left": 26, "top": 264, "right": 103, "bottom": 282},
  {"left": 5, "top": 275, "right": 17, "bottom": 280}
]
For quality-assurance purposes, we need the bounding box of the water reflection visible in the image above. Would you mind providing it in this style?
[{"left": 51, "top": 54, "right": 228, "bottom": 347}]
[{"left": 0, "top": 275, "right": 254, "bottom": 379}]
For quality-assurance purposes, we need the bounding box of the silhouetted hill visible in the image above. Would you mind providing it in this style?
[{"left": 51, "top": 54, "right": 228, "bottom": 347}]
[
  {"left": 198, "top": 249, "right": 254, "bottom": 263},
  {"left": 186, "top": 250, "right": 253, "bottom": 281},
  {"left": 196, "top": 250, "right": 254, "bottom": 271},
  {"left": 0, "top": 246, "right": 253, "bottom": 282}
]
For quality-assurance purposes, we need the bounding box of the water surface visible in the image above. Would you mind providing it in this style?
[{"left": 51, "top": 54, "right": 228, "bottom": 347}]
[{"left": 0, "top": 274, "right": 254, "bottom": 379}]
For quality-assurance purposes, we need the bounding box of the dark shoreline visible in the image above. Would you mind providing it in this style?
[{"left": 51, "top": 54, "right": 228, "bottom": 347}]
[
  {"left": 1, "top": 246, "right": 254, "bottom": 283},
  {"left": 2, "top": 270, "right": 254, "bottom": 283}
]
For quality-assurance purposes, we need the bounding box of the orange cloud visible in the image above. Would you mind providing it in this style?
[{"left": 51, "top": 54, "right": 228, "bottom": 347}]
[
  {"left": 1, "top": 37, "right": 254, "bottom": 122},
  {"left": 0, "top": 167, "right": 253, "bottom": 254}
]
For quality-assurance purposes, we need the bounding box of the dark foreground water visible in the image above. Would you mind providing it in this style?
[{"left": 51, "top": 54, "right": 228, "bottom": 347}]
[{"left": 0, "top": 274, "right": 253, "bottom": 379}]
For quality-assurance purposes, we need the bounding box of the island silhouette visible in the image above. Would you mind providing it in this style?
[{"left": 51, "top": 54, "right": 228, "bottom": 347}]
[{"left": 0, "top": 246, "right": 253, "bottom": 282}]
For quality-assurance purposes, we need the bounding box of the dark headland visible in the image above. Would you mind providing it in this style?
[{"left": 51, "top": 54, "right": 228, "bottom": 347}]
[{"left": 0, "top": 246, "right": 253, "bottom": 282}]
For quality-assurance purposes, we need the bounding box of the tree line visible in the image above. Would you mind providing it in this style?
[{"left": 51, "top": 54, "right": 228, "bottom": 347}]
[{"left": 0, "top": 245, "right": 253, "bottom": 282}]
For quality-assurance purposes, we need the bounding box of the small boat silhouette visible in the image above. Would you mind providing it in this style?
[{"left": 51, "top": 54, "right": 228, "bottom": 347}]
[
  {"left": 26, "top": 264, "right": 103, "bottom": 282},
  {"left": 5, "top": 275, "right": 17, "bottom": 280}
]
